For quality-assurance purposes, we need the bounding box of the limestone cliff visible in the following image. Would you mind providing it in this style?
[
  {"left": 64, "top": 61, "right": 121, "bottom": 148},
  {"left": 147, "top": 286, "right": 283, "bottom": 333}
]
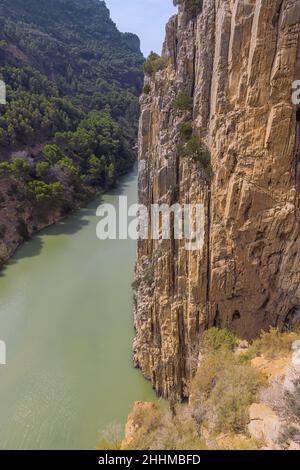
[{"left": 134, "top": 0, "right": 300, "bottom": 400}]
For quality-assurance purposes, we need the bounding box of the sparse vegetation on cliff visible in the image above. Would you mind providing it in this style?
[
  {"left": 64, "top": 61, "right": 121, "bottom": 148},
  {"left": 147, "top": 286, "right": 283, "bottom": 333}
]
[
  {"left": 142, "top": 84, "right": 152, "bottom": 95},
  {"left": 200, "top": 327, "right": 237, "bottom": 355},
  {"left": 174, "top": 92, "right": 193, "bottom": 111},
  {"left": 242, "top": 328, "right": 300, "bottom": 361},
  {"left": 120, "top": 329, "right": 300, "bottom": 450},
  {"left": 173, "top": 0, "right": 203, "bottom": 17},
  {"left": 190, "top": 351, "right": 266, "bottom": 434},
  {"left": 179, "top": 122, "right": 193, "bottom": 141},
  {"left": 143, "top": 52, "right": 167, "bottom": 79},
  {"left": 177, "top": 135, "right": 212, "bottom": 180}
]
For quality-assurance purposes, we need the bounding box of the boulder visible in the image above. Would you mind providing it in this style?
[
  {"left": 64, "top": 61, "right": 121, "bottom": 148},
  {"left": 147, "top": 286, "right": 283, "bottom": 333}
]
[
  {"left": 248, "top": 403, "right": 282, "bottom": 447},
  {"left": 284, "top": 349, "right": 300, "bottom": 393},
  {"left": 291, "top": 340, "right": 300, "bottom": 351}
]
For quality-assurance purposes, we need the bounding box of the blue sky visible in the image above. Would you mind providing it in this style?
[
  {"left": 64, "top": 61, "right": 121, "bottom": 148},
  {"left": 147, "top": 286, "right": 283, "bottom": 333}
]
[{"left": 105, "top": 0, "right": 177, "bottom": 56}]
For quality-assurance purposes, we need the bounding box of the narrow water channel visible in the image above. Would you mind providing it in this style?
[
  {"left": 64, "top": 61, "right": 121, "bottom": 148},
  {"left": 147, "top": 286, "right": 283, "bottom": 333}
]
[{"left": 0, "top": 169, "right": 156, "bottom": 450}]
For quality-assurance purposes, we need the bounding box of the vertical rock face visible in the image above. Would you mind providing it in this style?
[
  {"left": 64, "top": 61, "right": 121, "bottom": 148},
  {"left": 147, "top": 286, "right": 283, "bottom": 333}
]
[{"left": 134, "top": 0, "right": 300, "bottom": 400}]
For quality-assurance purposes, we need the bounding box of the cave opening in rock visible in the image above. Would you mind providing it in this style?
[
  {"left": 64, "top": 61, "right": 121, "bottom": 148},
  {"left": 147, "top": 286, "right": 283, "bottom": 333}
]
[
  {"left": 232, "top": 311, "right": 241, "bottom": 322},
  {"left": 283, "top": 306, "right": 300, "bottom": 332}
]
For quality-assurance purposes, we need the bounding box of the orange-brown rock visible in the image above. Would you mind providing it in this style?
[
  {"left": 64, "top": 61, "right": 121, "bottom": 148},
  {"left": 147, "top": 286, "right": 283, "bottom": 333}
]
[{"left": 134, "top": 0, "right": 300, "bottom": 399}]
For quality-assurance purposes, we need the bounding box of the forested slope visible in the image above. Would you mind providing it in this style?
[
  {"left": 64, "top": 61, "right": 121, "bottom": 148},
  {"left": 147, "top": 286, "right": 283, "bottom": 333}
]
[{"left": 0, "top": 0, "right": 143, "bottom": 264}]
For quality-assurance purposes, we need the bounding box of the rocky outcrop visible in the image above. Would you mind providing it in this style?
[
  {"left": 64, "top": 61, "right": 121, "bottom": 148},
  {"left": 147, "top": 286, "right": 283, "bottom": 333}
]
[
  {"left": 121, "top": 402, "right": 157, "bottom": 450},
  {"left": 248, "top": 403, "right": 282, "bottom": 446},
  {"left": 248, "top": 346, "right": 300, "bottom": 449},
  {"left": 134, "top": 0, "right": 300, "bottom": 400}
]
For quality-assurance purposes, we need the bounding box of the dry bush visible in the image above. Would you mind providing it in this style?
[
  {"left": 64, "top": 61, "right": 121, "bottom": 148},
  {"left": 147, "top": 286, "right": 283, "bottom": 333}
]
[
  {"left": 97, "top": 422, "right": 123, "bottom": 450},
  {"left": 200, "top": 328, "right": 237, "bottom": 355},
  {"left": 247, "top": 328, "right": 300, "bottom": 360},
  {"left": 215, "top": 434, "right": 261, "bottom": 450},
  {"left": 190, "top": 351, "right": 266, "bottom": 434},
  {"left": 123, "top": 404, "right": 206, "bottom": 451}
]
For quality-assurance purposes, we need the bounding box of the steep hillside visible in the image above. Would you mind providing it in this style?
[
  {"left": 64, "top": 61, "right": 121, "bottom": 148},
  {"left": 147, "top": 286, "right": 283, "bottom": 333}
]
[
  {"left": 0, "top": 0, "right": 143, "bottom": 265},
  {"left": 134, "top": 0, "right": 300, "bottom": 400},
  {"left": 121, "top": 330, "right": 300, "bottom": 450}
]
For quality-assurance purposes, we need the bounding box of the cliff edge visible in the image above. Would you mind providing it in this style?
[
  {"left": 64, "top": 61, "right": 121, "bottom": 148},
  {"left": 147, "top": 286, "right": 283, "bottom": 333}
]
[{"left": 134, "top": 0, "right": 300, "bottom": 399}]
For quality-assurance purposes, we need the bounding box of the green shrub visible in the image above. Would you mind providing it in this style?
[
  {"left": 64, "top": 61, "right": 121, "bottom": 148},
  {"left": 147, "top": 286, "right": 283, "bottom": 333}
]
[
  {"left": 35, "top": 161, "right": 50, "bottom": 179},
  {"left": 26, "top": 180, "right": 64, "bottom": 205},
  {"left": 0, "top": 162, "right": 12, "bottom": 176},
  {"left": 143, "top": 266, "right": 154, "bottom": 287},
  {"left": 174, "top": 92, "right": 193, "bottom": 111},
  {"left": 142, "top": 84, "right": 151, "bottom": 95},
  {"left": 178, "top": 136, "right": 212, "bottom": 179},
  {"left": 131, "top": 279, "right": 140, "bottom": 291},
  {"left": 179, "top": 122, "right": 193, "bottom": 141},
  {"left": 144, "top": 52, "right": 167, "bottom": 78},
  {"left": 186, "top": 0, "right": 203, "bottom": 15},
  {"left": 43, "top": 144, "right": 64, "bottom": 164},
  {"left": 201, "top": 328, "right": 237, "bottom": 355},
  {"left": 173, "top": 0, "right": 203, "bottom": 16}
]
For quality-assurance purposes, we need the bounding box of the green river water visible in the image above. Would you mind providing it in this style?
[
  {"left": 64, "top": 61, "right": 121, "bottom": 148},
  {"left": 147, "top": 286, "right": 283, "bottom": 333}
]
[{"left": 0, "top": 170, "right": 156, "bottom": 450}]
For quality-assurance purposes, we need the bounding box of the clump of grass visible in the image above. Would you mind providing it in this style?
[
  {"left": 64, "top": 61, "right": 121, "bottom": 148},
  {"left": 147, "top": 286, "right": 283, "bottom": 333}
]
[{"left": 247, "top": 328, "right": 300, "bottom": 360}]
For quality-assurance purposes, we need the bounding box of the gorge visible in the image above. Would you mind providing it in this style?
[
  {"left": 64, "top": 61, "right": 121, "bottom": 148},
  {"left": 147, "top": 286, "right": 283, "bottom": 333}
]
[{"left": 1, "top": 0, "right": 300, "bottom": 452}]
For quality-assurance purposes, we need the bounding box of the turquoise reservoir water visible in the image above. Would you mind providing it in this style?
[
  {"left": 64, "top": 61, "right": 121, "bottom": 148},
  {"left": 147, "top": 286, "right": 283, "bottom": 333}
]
[{"left": 0, "top": 170, "right": 156, "bottom": 449}]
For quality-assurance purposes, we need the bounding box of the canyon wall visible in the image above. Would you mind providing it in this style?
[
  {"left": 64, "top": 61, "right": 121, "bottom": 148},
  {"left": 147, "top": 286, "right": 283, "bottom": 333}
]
[{"left": 133, "top": 0, "right": 300, "bottom": 400}]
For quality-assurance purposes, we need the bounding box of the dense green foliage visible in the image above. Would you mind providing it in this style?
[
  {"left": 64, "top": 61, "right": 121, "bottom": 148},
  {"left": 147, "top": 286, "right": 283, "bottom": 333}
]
[{"left": 0, "top": 0, "right": 143, "bottom": 201}]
